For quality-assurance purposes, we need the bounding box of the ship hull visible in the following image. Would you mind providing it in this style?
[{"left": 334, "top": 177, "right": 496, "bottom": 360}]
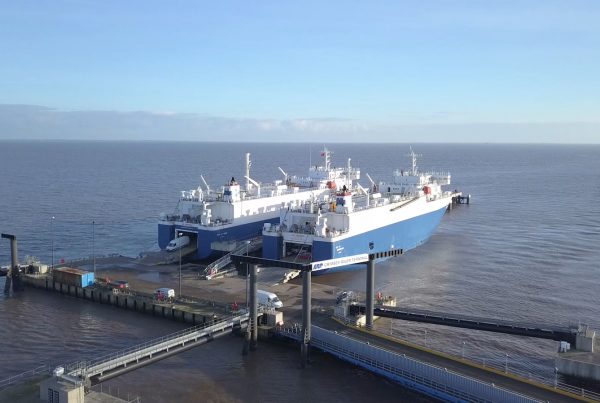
[
  {"left": 263, "top": 199, "right": 450, "bottom": 275},
  {"left": 310, "top": 205, "right": 448, "bottom": 274}
]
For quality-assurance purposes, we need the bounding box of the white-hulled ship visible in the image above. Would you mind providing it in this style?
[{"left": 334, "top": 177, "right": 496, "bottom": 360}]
[
  {"left": 262, "top": 148, "right": 461, "bottom": 274},
  {"left": 158, "top": 148, "right": 359, "bottom": 259}
]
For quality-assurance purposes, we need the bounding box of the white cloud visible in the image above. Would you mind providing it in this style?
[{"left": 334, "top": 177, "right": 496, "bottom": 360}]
[{"left": 0, "top": 104, "right": 598, "bottom": 143}]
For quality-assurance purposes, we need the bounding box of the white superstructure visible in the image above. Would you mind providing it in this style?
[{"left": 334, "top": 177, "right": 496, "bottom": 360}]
[
  {"left": 262, "top": 148, "right": 460, "bottom": 273},
  {"left": 158, "top": 148, "right": 360, "bottom": 259}
]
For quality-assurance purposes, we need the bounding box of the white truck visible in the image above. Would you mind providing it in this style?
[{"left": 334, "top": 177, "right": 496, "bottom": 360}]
[
  {"left": 257, "top": 290, "right": 283, "bottom": 309},
  {"left": 166, "top": 235, "right": 190, "bottom": 252},
  {"left": 155, "top": 287, "right": 175, "bottom": 301}
]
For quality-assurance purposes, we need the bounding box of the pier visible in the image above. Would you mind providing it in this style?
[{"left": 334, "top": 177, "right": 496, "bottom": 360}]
[
  {"left": 3, "top": 237, "right": 599, "bottom": 402},
  {"left": 348, "top": 304, "right": 581, "bottom": 345},
  {"left": 229, "top": 252, "right": 599, "bottom": 402}
]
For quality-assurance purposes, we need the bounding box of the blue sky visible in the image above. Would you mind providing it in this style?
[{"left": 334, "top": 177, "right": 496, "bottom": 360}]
[{"left": 0, "top": 1, "right": 599, "bottom": 142}]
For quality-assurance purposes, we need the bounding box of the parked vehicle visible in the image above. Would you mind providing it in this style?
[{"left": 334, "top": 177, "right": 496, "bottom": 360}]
[
  {"left": 155, "top": 287, "right": 175, "bottom": 301},
  {"left": 110, "top": 280, "right": 129, "bottom": 289},
  {"left": 166, "top": 236, "right": 190, "bottom": 252},
  {"left": 257, "top": 290, "right": 283, "bottom": 308}
]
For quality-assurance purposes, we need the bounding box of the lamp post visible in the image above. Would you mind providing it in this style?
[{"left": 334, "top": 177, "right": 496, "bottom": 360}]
[
  {"left": 51, "top": 216, "right": 55, "bottom": 270},
  {"left": 178, "top": 232, "right": 182, "bottom": 297},
  {"left": 92, "top": 220, "right": 96, "bottom": 276},
  {"left": 554, "top": 367, "right": 558, "bottom": 388},
  {"left": 245, "top": 240, "right": 251, "bottom": 311},
  {"left": 505, "top": 353, "right": 509, "bottom": 373},
  {"left": 462, "top": 341, "right": 466, "bottom": 359}
]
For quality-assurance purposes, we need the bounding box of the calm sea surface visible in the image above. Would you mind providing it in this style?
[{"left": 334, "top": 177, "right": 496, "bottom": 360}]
[{"left": 1, "top": 141, "right": 599, "bottom": 401}]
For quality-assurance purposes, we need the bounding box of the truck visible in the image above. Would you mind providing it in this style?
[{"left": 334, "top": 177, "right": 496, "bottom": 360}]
[
  {"left": 257, "top": 290, "right": 283, "bottom": 309},
  {"left": 166, "top": 235, "right": 190, "bottom": 252},
  {"left": 155, "top": 287, "right": 175, "bottom": 301}
]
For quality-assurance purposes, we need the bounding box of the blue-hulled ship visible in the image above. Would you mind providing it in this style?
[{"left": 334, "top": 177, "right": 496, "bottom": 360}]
[
  {"left": 262, "top": 148, "right": 462, "bottom": 274},
  {"left": 158, "top": 149, "right": 360, "bottom": 259}
]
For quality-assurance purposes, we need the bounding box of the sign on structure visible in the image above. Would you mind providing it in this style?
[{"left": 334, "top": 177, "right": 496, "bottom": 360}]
[{"left": 310, "top": 254, "right": 369, "bottom": 271}]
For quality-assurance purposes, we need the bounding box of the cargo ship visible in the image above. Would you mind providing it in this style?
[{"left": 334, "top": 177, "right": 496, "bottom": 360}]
[
  {"left": 158, "top": 149, "right": 360, "bottom": 259},
  {"left": 262, "top": 148, "right": 460, "bottom": 274}
]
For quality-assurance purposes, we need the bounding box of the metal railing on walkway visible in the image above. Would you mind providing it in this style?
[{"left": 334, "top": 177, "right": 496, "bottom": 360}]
[
  {"left": 204, "top": 237, "right": 262, "bottom": 279},
  {"left": 280, "top": 325, "right": 544, "bottom": 403},
  {"left": 86, "top": 383, "right": 141, "bottom": 402},
  {"left": 67, "top": 312, "right": 249, "bottom": 379},
  {"left": 0, "top": 364, "right": 48, "bottom": 390},
  {"left": 332, "top": 315, "right": 600, "bottom": 402}
]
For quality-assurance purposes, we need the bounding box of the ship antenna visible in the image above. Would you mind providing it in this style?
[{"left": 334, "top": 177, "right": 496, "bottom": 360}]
[
  {"left": 200, "top": 175, "right": 210, "bottom": 193},
  {"left": 408, "top": 146, "right": 421, "bottom": 175},
  {"left": 245, "top": 153, "right": 251, "bottom": 191},
  {"left": 323, "top": 146, "right": 331, "bottom": 170}
]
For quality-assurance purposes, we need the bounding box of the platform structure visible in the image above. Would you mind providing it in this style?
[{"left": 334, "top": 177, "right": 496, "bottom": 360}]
[
  {"left": 232, "top": 249, "right": 419, "bottom": 366},
  {"left": 1, "top": 233, "right": 24, "bottom": 294},
  {"left": 231, "top": 249, "right": 403, "bottom": 360},
  {"left": 347, "top": 304, "right": 582, "bottom": 345}
]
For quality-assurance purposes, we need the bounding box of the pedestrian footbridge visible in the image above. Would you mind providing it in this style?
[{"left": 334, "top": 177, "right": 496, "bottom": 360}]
[{"left": 67, "top": 312, "right": 251, "bottom": 383}]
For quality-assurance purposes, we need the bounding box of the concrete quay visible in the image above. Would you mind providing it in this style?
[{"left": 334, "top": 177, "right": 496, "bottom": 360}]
[
  {"left": 22, "top": 273, "right": 232, "bottom": 326},
  {"left": 557, "top": 343, "right": 600, "bottom": 381}
]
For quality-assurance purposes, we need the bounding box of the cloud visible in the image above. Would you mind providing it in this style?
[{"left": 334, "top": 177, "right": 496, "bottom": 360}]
[
  {"left": 0, "top": 104, "right": 367, "bottom": 142},
  {"left": 0, "top": 104, "right": 598, "bottom": 143}
]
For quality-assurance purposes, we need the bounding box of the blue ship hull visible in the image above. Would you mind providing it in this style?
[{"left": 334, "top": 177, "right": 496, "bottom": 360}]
[
  {"left": 159, "top": 217, "right": 280, "bottom": 260},
  {"left": 263, "top": 205, "right": 448, "bottom": 275}
]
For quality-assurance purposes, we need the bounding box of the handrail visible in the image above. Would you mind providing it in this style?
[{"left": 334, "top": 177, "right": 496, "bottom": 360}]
[
  {"left": 0, "top": 364, "right": 49, "bottom": 390},
  {"left": 204, "top": 237, "right": 262, "bottom": 276},
  {"left": 327, "top": 316, "right": 600, "bottom": 401},
  {"left": 279, "top": 326, "right": 540, "bottom": 402},
  {"left": 66, "top": 313, "right": 249, "bottom": 375}
]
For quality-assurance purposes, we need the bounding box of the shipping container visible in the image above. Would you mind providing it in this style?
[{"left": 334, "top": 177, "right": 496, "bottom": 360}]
[{"left": 53, "top": 267, "right": 95, "bottom": 288}]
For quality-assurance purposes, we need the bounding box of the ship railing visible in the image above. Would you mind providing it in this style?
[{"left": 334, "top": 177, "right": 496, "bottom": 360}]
[{"left": 323, "top": 228, "right": 350, "bottom": 238}]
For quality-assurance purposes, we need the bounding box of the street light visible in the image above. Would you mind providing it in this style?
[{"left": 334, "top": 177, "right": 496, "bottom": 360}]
[
  {"left": 51, "top": 216, "right": 55, "bottom": 271},
  {"left": 462, "top": 341, "right": 466, "bottom": 359},
  {"left": 245, "top": 240, "right": 251, "bottom": 311},
  {"left": 505, "top": 353, "right": 509, "bottom": 373},
  {"left": 92, "top": 220, "right": 96, "bottom": 276},
  {"left": 554, "top": 367, "right": 559, "bottom": 388},
  {"left": 178, "top": 232, "right": 183, "bottom": 297}
]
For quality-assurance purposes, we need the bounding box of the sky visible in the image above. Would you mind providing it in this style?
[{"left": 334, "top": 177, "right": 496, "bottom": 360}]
[{"left": 0, "top": 1, "right": 599, "bottom": 143}]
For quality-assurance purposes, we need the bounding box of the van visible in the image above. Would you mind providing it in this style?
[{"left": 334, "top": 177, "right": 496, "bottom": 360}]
[
  {"left": 155, "top": 287, "right": 175, "bottom": 301},
  {"left": 257, "top": 289, "right": 283, "bottom": 309},
  {"left": 166, "top": 235, "right": 190, "bottom": 252}
]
